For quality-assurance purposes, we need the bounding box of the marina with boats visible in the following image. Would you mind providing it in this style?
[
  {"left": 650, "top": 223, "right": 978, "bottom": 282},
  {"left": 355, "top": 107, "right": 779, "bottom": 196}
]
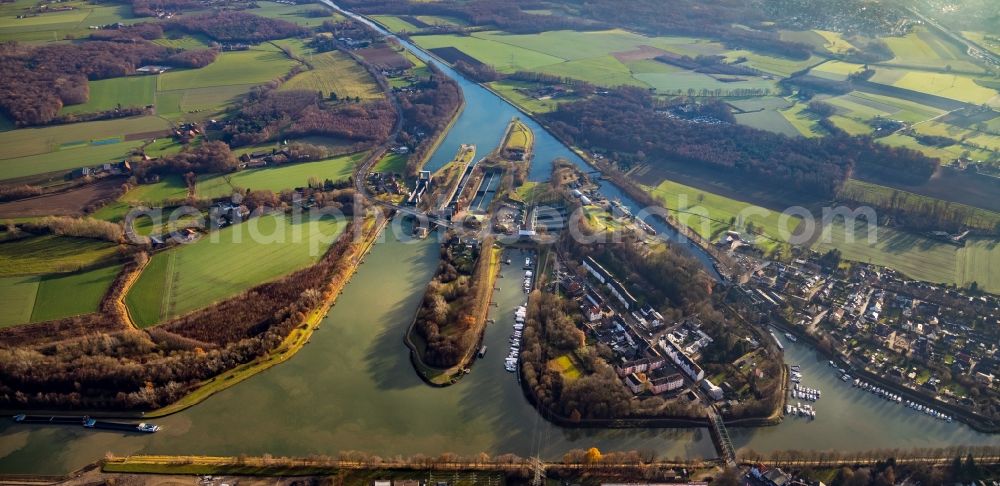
[{"left": 786, "top": 365, "right": 822, "bottom": 420}]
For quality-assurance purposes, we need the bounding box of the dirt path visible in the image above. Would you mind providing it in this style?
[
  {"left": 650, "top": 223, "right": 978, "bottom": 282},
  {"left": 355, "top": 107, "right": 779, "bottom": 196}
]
[{"left": 114, "top": 257, "right": 150, "bottom": 329}]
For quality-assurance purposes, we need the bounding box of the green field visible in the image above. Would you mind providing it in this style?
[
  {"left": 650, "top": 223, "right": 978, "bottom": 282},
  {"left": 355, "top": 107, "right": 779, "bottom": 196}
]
[
  {"left": 0, "top": 116, "right": 170, "bottom": 180},
  {"left": 891, "top": 71, "right": 999, "bottom": 106},
  {"left": 810, "top": 60, "right": 865, "bottom": 81},
  {"left": 0, "top": 1, "right": 135, "bottom": 43},
  {"left": 122, "top": 174, "right": 190, "bottom": 204},
  {"left": 195, "top": 152, "right": 364, "bottom": 199},
  {"left": 153, "top": 34, "right": 212, "bottom": 50},
  {"left": 158, "top": 47, "right": 298, "bottom": 92},
  {"left": 372, "top": 153, "right": 408, "bottom": 174},
  {"left": 0, "top": 275, "right": 39, "bottom": 328},
  {"left": 0, "top": 235, "right": 119, "bottom": 276},
  {"left": 957, "top": 238, "right": 1000, "bottom": 294},
  {"left": 813, "top": 219, "right": 1000, "bottom": 294},
  {"left": 0, "top": 116, "right": 169, "bottom": 160},
  {"left": 823, "top": 91, "right": 944, "bottom": 123},
  {"left": 780, "top": 103, "right": 827, "bottom": 137},
  {"left": 415, "top": 29, "right": 790, "bottom": 92},
  {"left": 814, "top": 30, "right": 856, "bottom": 55},
  {"left": 504, "top": 119, "right": 532, "bottom": 151},
  {"left": 1, "top": 140, "right": 138, "bottom": 181},
  {"left": 281, "top": 50, "right": 382, "bottom": 100},
  {"left": 251, "top": 2, "right": 343, "bottom": 27},
  {"left": 645, "top": 179, "right": 799, "bottom": 252},
  {"left": 883, "top": 27, "right": 981, "bottom": 72},
  {"left": 0, "top": 263, "right": 120, "bottom": 328},
  {"left": 370, "top": 15, "right": 419, "bottom": 32},
  {"left": 488, "top": 80, "right": 576, "bottom": 114},
  {"left": 152, "top": 46, "right": 301, "bottom": 121},
  {"left": 60, "top": 76, "right": 157, "bottom": 115},
  {"left": 30, "top": 264, "right": 120, "bottom": 322},
  {"left": 126, "top": 213, "right": 347, "bottom": 326}
]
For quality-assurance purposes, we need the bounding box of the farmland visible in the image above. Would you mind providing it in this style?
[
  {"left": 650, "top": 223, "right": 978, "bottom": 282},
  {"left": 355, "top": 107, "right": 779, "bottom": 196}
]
[
  {"left": 838, "top": 179, "right": 1000, "bottom": 230},
  {"left": 158, "top": 47, "right": 298, "bottom": 91},
  {"left": 0, "top": 177, "right": 124, "bottom": 218},
  {"left": 29, "top": 264, "right": 120, "bottom": 322},
  {"left": 125, "top": 213, "right": 347, "bottom": 327},
  {"left": 869, "top": 68, "right": 1000, "bottom": 106},
  {"left": 0, "top": 276, "right": 39, "bottom": 328},
  {"left": 195, "top": 152, "right": 364, "bottom": 199},
  {"left": 813, "top": 218, "right": 1000, "bottom": 294},
  {"left": 121, "top": 175, "right": 190, "bottom": 205},
  {"left": 281, "top": 50, "right": 383, "bottom": 100},
  {"left": 155, "top": 45, "right": 300, "bottom": 120},
  {"left": 0, "top": 235, "right": 119, "bottom": 276},
  {"left": 414, "top": 29, "right": 785, "bottom": 91},
  {"left": 59, "top": 76, "right": 157, "bottom": 115},
  {"left": 0, "top": 116, "right": 170, "bottom": 181},
  {"left": 644, "top": 179, "right": 799, "bottom": 253},
  {"left": 0, "top": 0, "right": 135, "bottom": 43},
  {"left": 0, "top": 116, "right": 169, "bottom": 161},
  {"left": 250, "top": 2, "right": 344, "bottom": 27},
  {"left": 0, "top": 263, "right": 120, "bottom": 328},
  {"left": 883, "top": 27, "right": 982, "bottom": 73}
]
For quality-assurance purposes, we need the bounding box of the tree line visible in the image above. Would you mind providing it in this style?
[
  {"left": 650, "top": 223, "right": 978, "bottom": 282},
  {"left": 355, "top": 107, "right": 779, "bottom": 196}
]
[
  {"left": 169, "top": 11, "right": 307, "bottom": 43},
  {"left": 543, "top": 87, "right": 939, "bottom": 197},
  {"left": 398, "top": 66, "right": 463, "bottom": 176},
  {"left": 221, "top": 89, "right": 395, "bottom": 147}
]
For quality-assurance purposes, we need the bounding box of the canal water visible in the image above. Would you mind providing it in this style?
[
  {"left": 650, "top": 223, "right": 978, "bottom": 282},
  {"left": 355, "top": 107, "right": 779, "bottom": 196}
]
[
  {"left": 333, "top": 2, "right": 722, "bottom": 276},
  {"left": 0, "top": 2, "right": 995, "bottom": 474}
]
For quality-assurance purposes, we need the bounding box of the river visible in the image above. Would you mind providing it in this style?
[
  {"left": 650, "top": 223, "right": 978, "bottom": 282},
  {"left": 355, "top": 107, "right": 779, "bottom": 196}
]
[{"left": 0, "top": 2, "right": 995, "bottom": 474}]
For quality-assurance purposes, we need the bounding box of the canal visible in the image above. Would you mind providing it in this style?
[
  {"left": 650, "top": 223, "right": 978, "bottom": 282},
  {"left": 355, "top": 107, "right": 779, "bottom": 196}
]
[{"left": 0, "top": 2, "right": 996, "bottom": 474}]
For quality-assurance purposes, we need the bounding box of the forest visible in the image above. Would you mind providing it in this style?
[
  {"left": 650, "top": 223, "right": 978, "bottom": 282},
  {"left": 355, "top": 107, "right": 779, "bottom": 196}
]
[
  {"left": 169, "top": 11, "right": 307, "bottom": 42},
  {"left": 543, "top": 87, "right": 940, "bottom": 197},
  {"left": 411, "top": 234, "right": 491, "bottom": 368},
  {"left": 221, "top": 89, "right": 395, "bottom": 147},
  {"left": 397, "top": 67, "right": 464, "bottom": 176}
]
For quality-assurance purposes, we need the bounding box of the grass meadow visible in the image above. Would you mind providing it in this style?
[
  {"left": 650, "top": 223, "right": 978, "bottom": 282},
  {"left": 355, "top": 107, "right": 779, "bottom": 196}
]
[
  {"left": 195, "top": 152, "right": 364, "bottom": 199},
  {"left": 126, "top": 213, "right": 347, "bottom": 327},
  {"left": 0, "top": 235, "right": 119, "bottom": 276},
  {"left": 645, "top": 179, "right": 799, "bottom": 253},
  {"left": 280, "top": 50, "right": 382, "bottom": 100}
]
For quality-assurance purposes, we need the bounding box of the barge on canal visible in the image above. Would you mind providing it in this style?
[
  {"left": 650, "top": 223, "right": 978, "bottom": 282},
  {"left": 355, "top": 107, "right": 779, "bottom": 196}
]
[{"left": 13, "top": 414, "right": 160, "bottom": 433}]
